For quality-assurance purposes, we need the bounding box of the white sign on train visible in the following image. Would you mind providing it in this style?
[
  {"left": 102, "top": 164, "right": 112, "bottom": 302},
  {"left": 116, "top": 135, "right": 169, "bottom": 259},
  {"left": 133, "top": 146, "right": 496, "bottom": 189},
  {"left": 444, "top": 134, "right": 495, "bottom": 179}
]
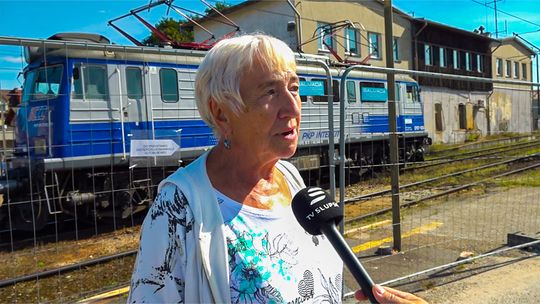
[
  {"left": 130, "top": 139, "right": 180, "bottom": 157},
  {"left": 299, "top": 130, "right": 340, "bottom": 144}
]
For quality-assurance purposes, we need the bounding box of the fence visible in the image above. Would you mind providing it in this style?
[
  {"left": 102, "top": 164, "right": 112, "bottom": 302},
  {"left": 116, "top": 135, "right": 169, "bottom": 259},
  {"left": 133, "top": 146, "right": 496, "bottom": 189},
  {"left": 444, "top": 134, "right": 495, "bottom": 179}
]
[{"left": 0, "top": 36, "right": 538, "bottom": 302}]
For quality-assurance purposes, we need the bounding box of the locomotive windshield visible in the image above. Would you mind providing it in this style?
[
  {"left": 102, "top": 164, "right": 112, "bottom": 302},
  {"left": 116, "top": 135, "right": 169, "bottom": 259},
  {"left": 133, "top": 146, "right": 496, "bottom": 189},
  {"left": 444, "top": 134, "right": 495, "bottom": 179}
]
[{"left": 22, "top": 65, "right": 63, "bottom": 102}]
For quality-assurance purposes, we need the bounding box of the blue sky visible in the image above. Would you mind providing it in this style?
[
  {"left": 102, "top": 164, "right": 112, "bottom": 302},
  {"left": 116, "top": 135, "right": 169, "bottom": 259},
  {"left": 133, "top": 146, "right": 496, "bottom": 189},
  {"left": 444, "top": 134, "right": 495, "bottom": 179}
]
[{"left": 0, "top": 0, "right": 539, "bottom": 89}]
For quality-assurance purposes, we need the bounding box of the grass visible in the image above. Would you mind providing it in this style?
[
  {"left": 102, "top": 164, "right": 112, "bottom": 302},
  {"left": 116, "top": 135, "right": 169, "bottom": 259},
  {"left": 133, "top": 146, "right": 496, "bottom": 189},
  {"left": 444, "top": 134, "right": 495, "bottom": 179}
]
[{"left": 490, "top": 167, "right": 540, "bottom": 187}]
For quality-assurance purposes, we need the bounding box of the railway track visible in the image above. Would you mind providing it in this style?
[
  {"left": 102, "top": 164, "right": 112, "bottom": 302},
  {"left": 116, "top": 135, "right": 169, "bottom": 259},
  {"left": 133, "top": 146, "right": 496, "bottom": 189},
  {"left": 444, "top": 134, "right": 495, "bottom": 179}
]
[
  {"left": 343, "top": 151, "right": 540, "bottom": 224},
  {"left": 403, "top": 139, "right": 540, "bottom": 171},
  {"left": 346, "top": 152, "right": 540, "bottom": 203},
  {"left": 2, "top": 137, "right": 540, "bottom": 298}
]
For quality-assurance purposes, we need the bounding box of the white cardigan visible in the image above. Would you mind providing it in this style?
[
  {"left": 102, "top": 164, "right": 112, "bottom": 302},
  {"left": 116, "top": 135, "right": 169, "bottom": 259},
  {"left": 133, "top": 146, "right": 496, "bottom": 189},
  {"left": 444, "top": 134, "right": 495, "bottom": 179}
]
[{"left": 128, "top": 151, "right": 305, "bottom": 303}]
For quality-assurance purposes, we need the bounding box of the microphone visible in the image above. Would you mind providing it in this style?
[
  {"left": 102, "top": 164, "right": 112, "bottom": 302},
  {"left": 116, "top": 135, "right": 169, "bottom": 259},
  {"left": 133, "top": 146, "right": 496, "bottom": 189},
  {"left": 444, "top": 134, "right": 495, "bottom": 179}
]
[{"left": 292, "top": 187, "right": 378, "bottom": 304}]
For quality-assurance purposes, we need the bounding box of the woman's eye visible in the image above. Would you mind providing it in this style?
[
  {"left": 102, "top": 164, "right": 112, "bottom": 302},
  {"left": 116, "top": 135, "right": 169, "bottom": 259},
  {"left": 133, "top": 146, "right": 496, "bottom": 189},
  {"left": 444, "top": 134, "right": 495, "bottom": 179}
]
[
  {"left": 266, "top": 89, "right": 276, "bottom": 95},
  {"left": 289, "top": 86, "right": 299, "bottom": 95}
]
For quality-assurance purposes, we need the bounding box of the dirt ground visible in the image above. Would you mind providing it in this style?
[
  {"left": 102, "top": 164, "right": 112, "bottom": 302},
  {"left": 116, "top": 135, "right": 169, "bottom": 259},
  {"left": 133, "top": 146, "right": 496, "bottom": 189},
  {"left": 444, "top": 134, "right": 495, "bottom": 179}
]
[
  {"left": 416, "top": 255, "right": 540, "bottom": 304},
  {"left": 82, "top": 186, "right": 540, "bottom": 304},
  {"left": 341, "top": 186, "right": 540, "bottom": 303}
]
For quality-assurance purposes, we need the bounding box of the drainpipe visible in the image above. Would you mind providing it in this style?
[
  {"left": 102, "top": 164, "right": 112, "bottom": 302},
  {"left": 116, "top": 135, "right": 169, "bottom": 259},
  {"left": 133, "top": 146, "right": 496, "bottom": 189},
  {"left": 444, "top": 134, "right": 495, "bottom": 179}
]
[{"left": 287, "top": 0, "right": 303, "bottom": 52}]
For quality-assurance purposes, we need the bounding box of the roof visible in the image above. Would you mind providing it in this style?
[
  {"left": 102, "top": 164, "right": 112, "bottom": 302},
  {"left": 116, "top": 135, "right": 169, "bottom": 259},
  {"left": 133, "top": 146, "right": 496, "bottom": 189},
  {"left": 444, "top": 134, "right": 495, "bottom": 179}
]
[
  {"left": 498, "top": 36, "right": 536, "bottom": 56},
  {"left": 196, "top": 0, "right": 413, "bottom": 24},
  {"left": 412, "top": 18, "right": 496, "bottom": 41},
  {"left": 192, "top": 0, "right": 261, "bottom": 24}
]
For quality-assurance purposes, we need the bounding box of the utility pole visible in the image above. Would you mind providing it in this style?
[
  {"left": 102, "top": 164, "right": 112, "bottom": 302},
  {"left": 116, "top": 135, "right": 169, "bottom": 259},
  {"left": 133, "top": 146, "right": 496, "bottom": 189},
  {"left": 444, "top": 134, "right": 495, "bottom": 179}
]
[
  {"left": 383, "top": 0, "right": 401, "bottom": 251},
  {"left": 489, "top": 0, "right": 503, "bottom": 38}
]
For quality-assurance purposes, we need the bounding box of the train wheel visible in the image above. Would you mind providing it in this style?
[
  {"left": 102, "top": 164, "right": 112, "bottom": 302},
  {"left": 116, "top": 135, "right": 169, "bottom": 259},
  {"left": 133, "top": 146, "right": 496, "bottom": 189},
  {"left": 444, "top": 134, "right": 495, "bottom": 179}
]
[
  {"left": 12, "top": 193, "right": 49, "bottom": 231},
  {"left": 120, "top": 188, "right": 152, "bottom": 219}
]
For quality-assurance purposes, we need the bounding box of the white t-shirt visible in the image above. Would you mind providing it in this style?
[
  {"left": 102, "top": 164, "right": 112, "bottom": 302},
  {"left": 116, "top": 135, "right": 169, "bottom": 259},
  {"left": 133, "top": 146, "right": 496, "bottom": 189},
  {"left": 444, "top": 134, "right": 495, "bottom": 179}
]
[{"left": 217, "top": 190, "right": 344, "bottom": 304}]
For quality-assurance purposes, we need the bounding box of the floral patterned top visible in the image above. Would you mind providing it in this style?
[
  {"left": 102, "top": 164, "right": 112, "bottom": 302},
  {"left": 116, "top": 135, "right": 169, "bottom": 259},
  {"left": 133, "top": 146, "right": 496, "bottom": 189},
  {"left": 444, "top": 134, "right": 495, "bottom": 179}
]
[{"left": 217, "top": 190, "right": 343, "bottom": 304}]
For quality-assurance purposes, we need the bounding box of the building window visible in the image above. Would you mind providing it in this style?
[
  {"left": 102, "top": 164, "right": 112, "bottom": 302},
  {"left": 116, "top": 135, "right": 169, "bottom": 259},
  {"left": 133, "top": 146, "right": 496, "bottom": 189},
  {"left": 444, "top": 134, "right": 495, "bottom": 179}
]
[
  {"left": 393, "top": 37, "right": 399, "bottom": 61},
  {"left": 368, "top": 32, "right": 381, "bottom": 59},
  {"left": 476, "top": 54, "right": 483, "bottom": 73},
  {"left": 522, "top": 63, "right": 527, "bottom": 80},
  {"left": 513, "top": 62, "right": 520, "bottom": 79},
  {"left": 435, "top": 103, "right": 443, "bottom": 132},
  {"left": 318, "top": 22, "right": 333, "bottom": 51},
  {"left": 458, "top": 104, "right": 467, "bottom": 130},
  {"left": 160, "top": 68, "right": 179, "bottom": 102},
  {"left": 505, "top": 60, "right": 511, "bottom": 77},
  {"left": 452, "top": 49, "right": 460, "bottom": 69},
  {"left": 465, "top": 52, "right": 472, "bottom": 71},
  {"left": 439, "top": 47, "right": 446, "bottom": 67},
  {"left": 126, "top": 67, "right": 143, "bottom": 100},
  {"left": 344, "top": 27, "right": 359, "bottom": 55},
  {"left": 424, "top": 44, "right": 432, "bottom": 66},
  {"left": 496, "top": 58, "right": 503, "bottom": 76}
]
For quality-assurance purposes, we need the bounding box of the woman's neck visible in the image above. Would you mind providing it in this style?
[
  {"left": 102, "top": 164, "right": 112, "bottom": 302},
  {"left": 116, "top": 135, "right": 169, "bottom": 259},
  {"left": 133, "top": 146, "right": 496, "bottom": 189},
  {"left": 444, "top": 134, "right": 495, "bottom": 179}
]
[{"left": 206, "top": 146, "right": 291, "bottom": 209}]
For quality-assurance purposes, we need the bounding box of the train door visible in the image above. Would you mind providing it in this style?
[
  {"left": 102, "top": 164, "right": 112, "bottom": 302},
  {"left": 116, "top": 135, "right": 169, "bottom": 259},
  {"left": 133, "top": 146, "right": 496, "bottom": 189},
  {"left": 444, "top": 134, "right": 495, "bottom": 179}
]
[
  {"left": 397, "top": 83, "right": 423, "bottom": 132},
  {"left": 70, "top": 62, "right": 118, "bottom": 158},
  {"left": 119, "top": 65, "right": 149, "bottom": 151},
  {"left": 344, "top": 79, "right": 364, "bottom": 139}
]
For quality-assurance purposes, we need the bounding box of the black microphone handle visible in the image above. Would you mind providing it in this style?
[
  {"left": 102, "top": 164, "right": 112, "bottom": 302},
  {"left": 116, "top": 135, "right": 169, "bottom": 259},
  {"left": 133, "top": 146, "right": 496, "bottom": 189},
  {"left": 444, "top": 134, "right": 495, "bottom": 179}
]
[{"left": 320, "top": 223, "right": 378, "bottom": 304}]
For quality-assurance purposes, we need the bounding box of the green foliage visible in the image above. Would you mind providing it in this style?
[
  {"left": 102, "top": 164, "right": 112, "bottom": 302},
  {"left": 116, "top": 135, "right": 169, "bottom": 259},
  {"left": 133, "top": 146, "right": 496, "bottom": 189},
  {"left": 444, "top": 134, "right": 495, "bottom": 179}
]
[
  {"left": 491, "top": 168, "right": 540, "bottom": 187},
  {"left": 142, "top": 17, "right": 194, "bottom": 46},
  {"left": 204, "top": 1, "right": 231, "bottom": 15},
  {"left": 465, "top": 132, "right": 480, "bottom": 142},
  {"left": 142, "top": 2, "right": 231, "bottom": 47}
]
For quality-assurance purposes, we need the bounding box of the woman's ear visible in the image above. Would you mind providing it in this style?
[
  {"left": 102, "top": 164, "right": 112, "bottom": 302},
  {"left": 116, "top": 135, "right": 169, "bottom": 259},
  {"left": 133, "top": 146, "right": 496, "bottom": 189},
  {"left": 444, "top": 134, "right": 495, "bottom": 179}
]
[{"left": 209, "top": 98, "right": 231, "bottom": 136}]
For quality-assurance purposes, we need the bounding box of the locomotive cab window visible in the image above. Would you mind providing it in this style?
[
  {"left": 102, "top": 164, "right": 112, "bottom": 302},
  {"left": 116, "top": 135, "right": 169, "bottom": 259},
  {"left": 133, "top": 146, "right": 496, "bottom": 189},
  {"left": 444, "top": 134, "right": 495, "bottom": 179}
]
[
  {"left": 405, "top": 85, "right": 420, "bottom": 103},
  {"left": 126, "top": 67, "right": 143, "bottom": 99},
  {"left": 72, "top": 64, "right": 110, "bottom": 101},
  {"left": 23, "top": 64, "right": 63, "bottom": 102},
  {"left": 159, "top": 68, "right": 179, "bottom": 103},
  {"left": 360, "top": 81, "right": 387, "bottom": 102}
]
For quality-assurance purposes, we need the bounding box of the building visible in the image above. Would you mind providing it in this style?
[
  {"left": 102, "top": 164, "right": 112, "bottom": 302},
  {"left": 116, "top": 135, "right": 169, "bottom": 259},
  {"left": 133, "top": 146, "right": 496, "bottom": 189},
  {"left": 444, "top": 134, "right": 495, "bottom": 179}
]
[
  {"left": 491, "top": 37, "right": 536, "bottom": 132},
  {"left": 194, "top": 0, "right": 413, "bottom": 69},
  {"left": 193, "top": 0, "right": 536, "bottom": 143}
]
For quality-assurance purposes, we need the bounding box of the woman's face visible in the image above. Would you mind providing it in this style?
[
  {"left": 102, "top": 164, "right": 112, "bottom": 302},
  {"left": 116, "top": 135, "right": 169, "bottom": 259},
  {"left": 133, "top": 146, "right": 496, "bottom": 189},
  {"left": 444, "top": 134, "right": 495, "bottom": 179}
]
[{"left": 226, "top": 58, "right": 301, "bottom": 164}]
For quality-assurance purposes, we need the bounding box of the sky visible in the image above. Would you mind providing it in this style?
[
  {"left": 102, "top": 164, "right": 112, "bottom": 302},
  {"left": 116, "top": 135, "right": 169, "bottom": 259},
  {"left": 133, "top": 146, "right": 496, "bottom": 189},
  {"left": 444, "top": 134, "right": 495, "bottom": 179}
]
[{"left": 0, "top": 0, "right": 539, "bottom": 90}]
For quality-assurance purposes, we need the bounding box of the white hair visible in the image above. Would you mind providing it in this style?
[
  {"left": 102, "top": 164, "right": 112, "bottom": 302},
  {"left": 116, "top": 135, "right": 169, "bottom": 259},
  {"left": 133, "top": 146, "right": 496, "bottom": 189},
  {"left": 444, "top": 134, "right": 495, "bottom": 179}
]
[{"left": 195, "top": 34, "right": 296, "bottom": 138}]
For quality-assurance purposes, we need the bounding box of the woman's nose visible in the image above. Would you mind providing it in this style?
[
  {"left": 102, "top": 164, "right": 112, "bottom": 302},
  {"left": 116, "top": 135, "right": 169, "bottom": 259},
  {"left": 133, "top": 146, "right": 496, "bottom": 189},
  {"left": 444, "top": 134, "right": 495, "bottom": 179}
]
[{"left": 279, "top": 89, "right": 301, "bottom": 118}]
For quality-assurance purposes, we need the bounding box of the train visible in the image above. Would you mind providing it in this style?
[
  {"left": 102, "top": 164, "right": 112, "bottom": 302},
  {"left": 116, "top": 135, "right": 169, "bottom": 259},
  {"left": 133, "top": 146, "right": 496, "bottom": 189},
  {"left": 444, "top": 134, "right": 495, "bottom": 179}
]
[{"left": 0, "top": 33, "right": 429, "bottom": 231}]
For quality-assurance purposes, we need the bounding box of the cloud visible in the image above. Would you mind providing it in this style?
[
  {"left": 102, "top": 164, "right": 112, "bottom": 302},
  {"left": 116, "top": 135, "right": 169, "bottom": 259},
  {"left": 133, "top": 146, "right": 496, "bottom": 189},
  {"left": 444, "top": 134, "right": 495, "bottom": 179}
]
[{"left": 1, "top": 56, "right": 24, "bottom": 64}]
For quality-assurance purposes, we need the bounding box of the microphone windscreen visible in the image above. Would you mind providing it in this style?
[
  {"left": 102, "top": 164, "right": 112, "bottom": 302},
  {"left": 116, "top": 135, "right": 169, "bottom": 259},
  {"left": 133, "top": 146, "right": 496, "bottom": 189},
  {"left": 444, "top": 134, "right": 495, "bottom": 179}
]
[{"left": 291, "top": 187, "right": 343, "bottom": 235}]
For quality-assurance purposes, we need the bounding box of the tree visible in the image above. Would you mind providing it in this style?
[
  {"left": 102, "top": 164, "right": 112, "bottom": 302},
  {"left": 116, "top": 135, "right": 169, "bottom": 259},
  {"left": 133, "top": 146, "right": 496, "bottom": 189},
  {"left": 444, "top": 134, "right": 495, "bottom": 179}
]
[
  {"left": 204, "top": 1, "right": 231, "bottom": 15},
  {"left": 141, "top": 2, "right": 231, "bottom": 46},
  {"left": 142, "top": 17, "right": 194, "bottom": 46}
]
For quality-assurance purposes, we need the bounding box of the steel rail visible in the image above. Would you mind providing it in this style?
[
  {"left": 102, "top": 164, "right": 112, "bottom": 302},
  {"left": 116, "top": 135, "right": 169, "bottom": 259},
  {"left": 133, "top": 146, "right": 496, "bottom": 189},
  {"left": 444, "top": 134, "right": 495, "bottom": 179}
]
[
  {"left": 344, "top": 159, "right": 540, "bottom": 224},
  {"left": 427, "top": 135, "right": 540, "bottom": 154},
  {"left": 343, "top": 239, "right": 540, "bottom": 300},
  {"left": 345, "top": 151, "right": 540, "bottom": 204},
  {"left": 403, "top": 140, "right": 540, "bottom": 171},
  {"left": 424, "top": 139, "right": 540, "bottom": 162}
]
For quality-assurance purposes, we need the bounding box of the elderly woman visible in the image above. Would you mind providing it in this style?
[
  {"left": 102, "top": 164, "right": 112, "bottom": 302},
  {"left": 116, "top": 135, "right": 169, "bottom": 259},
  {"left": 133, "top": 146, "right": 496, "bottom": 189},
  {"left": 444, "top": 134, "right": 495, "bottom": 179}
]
[
  {"left": 128, "top": 34, "right": 342, "bottom": 303},
  {"left": 128, "top": 34, "right": 428, "bottom": 304}
]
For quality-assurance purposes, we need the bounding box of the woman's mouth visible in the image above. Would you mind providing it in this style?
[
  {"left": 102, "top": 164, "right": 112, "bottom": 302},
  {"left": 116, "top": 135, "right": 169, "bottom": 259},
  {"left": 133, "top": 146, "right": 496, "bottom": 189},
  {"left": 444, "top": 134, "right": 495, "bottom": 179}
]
[{"left": 280, "top": 128, "right": 297, "bottom": 139}]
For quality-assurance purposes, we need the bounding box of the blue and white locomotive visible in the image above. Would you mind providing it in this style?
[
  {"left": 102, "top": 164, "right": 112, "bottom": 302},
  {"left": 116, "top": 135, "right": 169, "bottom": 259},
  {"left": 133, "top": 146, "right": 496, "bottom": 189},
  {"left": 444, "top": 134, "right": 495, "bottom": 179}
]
[{"left": 0, "top": 33, "right": 427, "bottom": 231}]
